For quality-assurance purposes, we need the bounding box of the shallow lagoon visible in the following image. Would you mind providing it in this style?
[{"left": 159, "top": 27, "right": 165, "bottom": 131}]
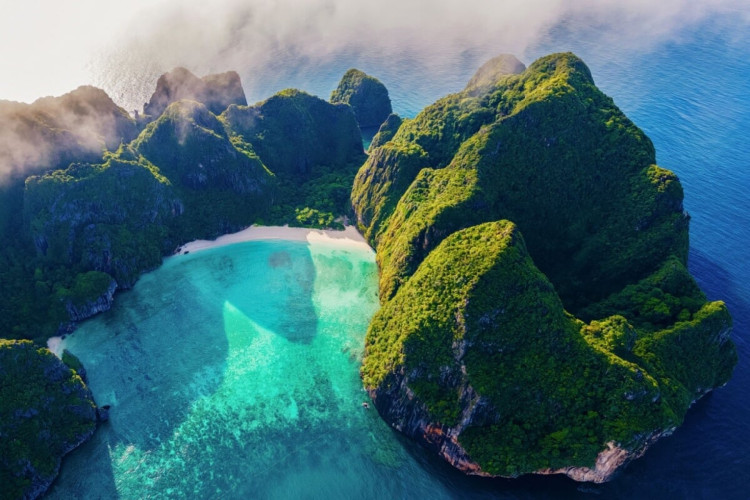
[{"left": 49, "top": 238, "right": 442, "bottom": 498}]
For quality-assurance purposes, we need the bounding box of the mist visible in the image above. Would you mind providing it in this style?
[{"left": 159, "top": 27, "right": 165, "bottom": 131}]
[
  {"left": 1, "top": 0, "right": 747, "bottom": 184},
  {"left": 90, "top": 0, "right": 749, "bottom": 114}
]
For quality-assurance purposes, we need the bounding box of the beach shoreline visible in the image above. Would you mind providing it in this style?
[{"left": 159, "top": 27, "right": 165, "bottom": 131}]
[
  {"left": 173, "top": 224, "right": 372, "bottom": 256},
  {"left": 46, "top": 224, "right": 373, "bottom": 356}
]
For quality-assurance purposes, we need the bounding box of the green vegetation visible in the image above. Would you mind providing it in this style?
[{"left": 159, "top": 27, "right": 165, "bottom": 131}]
[
  {"left": 0, "top": 84, "right": 366, "bottom": 343},
  {"left": 0, "top": 71, "right": 372, "bottom": 499},
  {"left": 357, "top": 52, "right": 736, "bottom": 479},
  {"left": 222, "top": 89, "right": 365, "bottom": 226},
  {"left": 0, "top": 340, "right": 97, "bottom": 499},
  {"left": 330, "top": 69, "right": 392, "bottom": 128},
  {"left": 368, "top": 113, "right": 403, "bottom": 151},
  {"left": 142, "top": 67, "right": 247, "bottom": 119},
  {"left": 463, "top": 54, "right": 526, "bottom": 95}
]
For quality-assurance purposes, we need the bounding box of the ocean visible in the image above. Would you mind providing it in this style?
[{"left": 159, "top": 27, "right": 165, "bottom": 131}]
[{"left": 49, "top": 13, "right": 748, "bottom": 499}]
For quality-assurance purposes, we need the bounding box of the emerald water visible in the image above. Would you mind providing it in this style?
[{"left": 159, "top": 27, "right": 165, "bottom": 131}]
[{"left": 49, "top": 238, "right": 463, "bottom": 498}]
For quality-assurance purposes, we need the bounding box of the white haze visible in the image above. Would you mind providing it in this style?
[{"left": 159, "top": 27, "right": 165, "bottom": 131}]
[
  {"left": 92, "top": 0, "right": 749, "bottom": 113},
  {"left": 0, "top": 0, "right": 747, "bottom": 185},
  {"left": 1, "top": 0, "right": 747, "bottom": 110}
]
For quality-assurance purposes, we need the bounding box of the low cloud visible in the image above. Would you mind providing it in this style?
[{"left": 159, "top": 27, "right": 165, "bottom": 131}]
[
  {"left": 92, "top": 0, "right": 748, "bottom": 112},
  {"left": 0, "top": 87, "right": 136, "bottom": 185}
]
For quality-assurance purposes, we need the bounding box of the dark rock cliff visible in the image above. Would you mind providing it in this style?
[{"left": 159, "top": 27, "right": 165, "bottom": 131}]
[
  {"left": 0, "top": 340, "right": 98, "bottom": 499},
  {"left": 331, "top": 69, "right": 392, "bottom": 128}
]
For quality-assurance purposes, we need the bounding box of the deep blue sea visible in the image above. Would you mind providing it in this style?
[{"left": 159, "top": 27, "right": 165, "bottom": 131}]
[{"left": 50, "top": 13, "right": 748, "bottom": 499}]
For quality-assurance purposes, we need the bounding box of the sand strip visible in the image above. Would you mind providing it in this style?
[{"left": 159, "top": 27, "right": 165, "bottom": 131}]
[{"left": 174, "top": 225, "right": 372, "bottom": 255}]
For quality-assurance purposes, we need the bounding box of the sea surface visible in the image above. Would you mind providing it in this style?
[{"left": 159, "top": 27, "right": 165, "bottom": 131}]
[{"left": 50, "top": 13, "right": 749, "bottom": 499}]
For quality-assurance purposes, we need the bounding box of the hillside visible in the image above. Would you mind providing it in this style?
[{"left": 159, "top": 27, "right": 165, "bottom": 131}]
[{"left": 355, "top": 52, "right": 736, "bottom": 481}]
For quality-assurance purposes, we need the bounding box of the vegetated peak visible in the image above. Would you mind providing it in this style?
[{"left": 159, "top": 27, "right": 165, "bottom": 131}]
[
  {"left": 354, "top": 51, "right": 736, "bottom": 483},
  {"left": 526, "top": 52, "right": 595, "bottom": 86},
  {"left": 464, "top": 54, "right": 526, "bottom": 94},
  {"left": 331, "top": 68, "right": 392, "bottom": 128},
  {"left": 143, "top": 67, "right": 247, "bottom": 119}
]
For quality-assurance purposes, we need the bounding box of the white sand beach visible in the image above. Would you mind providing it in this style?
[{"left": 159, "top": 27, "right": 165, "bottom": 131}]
[{"left": 174, "top": 224, "right": 372, "bottom": 255}]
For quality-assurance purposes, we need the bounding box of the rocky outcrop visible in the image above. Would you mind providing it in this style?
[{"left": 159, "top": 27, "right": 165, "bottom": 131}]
[
  {"left": 63, "top": 277, "right": 117, "bottom": 322},
  {"left": 23, "top": 157, "right": 182, "bottom": 287},
  {"left": 143, "top": 68, "right": 247, "bottom": 119},
  {"left": 358, "top": 53, "right": 737, "bottom": 483},
  {"left": 222, "top": 89, "right": 364, "bottom": 180},
  {"left": 464, "top": 54, "right": 526, "bottom": 95},
  {"left": 330, "top": 69, "right": 392, "bottom": 128},
  {"left": 538, "top": 432, "right": 672, "bottom": 483},
  {"left": 0, "top": 86, "right": 137, "bottom": 182},
  {"left": 368, "top": 113, "right": 403, "bottom": 151},
  {"left": 135, "top": 100, "right": 272, "bottom": 195},
  {"left": 0, "top": 340, "right": 98, "bottom": 499}
]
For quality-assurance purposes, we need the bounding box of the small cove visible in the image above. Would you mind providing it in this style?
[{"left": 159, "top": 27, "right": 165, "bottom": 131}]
[{"left": 47, "top": 236, "right": 435, "bottom": 498}]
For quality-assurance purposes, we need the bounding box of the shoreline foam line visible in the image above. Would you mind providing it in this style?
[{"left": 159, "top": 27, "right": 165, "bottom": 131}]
[{"left": 174, "top": 224, "right": 372, "bottom": 256}]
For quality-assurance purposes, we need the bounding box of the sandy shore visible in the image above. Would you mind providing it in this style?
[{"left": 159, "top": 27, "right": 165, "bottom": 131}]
[{"left": 174, "top": 224, "right": 372, "bottom": 255}]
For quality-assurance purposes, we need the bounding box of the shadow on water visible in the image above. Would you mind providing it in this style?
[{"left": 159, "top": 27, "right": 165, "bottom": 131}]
[{"left": 48, "top": 240, "right": 319, "bottom": 498}]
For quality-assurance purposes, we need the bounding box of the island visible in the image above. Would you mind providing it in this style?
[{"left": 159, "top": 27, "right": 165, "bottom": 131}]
[
  {"left": 0, "top": 52, "right": 737, "bottom": 497},
  {"left": 354, "top": 52, "right": 736, "bottom": 481}
]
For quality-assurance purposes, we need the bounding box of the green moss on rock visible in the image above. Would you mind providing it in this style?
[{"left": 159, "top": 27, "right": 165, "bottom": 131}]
[
  {"left": 0, "top": 340, "right": 97, "bottom": 499},
  {"left": 357, "top": 52, "right": 736, "bottom": 482},
  {"left": 331, "top": 69, "right": 392, "bottom": 128}
]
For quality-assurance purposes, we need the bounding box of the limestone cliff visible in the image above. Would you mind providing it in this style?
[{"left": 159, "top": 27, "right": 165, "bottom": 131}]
[
  {"left": 143, "top": 67, "right": 247, "bottom": 119},
  {"left": 356, "top": 53, "right": 737, "bottom": 482},
  {"left": 331, "top": 69, "right": 392, "bottom": 128},
  {"left": 0, "top": 340, "right": 98, "bottom": 499}
]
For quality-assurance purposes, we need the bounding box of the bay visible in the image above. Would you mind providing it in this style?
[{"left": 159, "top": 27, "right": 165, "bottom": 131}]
[{"left": 51, "top": 12, "right": 749, "bottom": 498}]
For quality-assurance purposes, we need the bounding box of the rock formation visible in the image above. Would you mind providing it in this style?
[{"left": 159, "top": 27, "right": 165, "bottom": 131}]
[
  {"left": 331, "top": 69, "right": 392, "bottom": 128},
  {"left": 463, "top": 53, "right": 526, "bottom": 94},
  {"left": 0, "top": 86, "right": 137, "bottom": 182},
  {"left": 355, "top": 53, "right": 737, "bottom": 482},
  {"left": 368, "top": 113, "right": 403, "bottom": 151},
  {"left": 0, "top": 340, "right": 97, "bottom": 499},
  {"left": 142, "top": 67, "right": 247, "bottom": 119}
]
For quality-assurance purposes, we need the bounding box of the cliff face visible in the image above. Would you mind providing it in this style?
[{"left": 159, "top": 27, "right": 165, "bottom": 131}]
[
  {"left": 134, "top": 100, "right": 272, "bottom": 195},
  {"left": 62, "top": 273, "right": 118, "bottom": 322},
  {"left": 143, "top": 68, "right": 247, "bottom": 119},
  {"left": 0, "top": 86, "right": 137, "bottom": 182},
  {"left": 357, "top": 53, "right": 737, "bottom": 481},
  {"left": 331, "top": 69, "right": 392, "bottom": 128},
  {"left": 368, "top": 113, "right": 403, "bottom": 152},
  {"left": 23, "top": 154, "right": 180, "bottom": 289},
  {"left": 463, "top": 54, "right": 526, "bottom": 94},
  {"left": 0, "top": 340, "right": 97, "bottom": 499},
  {"left": 222, "top": 89, "right": 364, "bottom": 180},
  {"left": 5, "top": 80, "right": 365, "bottom": 339}
]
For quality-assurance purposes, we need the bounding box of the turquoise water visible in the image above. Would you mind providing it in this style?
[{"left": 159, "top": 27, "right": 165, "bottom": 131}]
[
  {"left": 49, "top": 13, "right": 750, "bottom": 498},
  {"left": 49, "top": 239, "right": 452, "bottom": 498}
]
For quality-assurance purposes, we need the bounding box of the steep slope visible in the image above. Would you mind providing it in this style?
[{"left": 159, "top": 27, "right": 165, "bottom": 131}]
[
  {"left": 356, "top": 53, "right": 736, "bottom": 481},
  {"left": 23, "top": 153, "right": 181, "bottom": 289},
  {"left": 142, "top": 68, "right": 247, "bottom": 119},
  {"left": 222, "top": 89, "right": 365, "bottom": 225},
  {"left": 330, "top": 69, "right": 392, "bottom": 128},
  {"left": 355, "top": 53, "right": 686, "bottom": 310},
  {"left": 0, "top": 340, "right": 98, "bottom": 499},
  {"left": 368, "top": 113, "right": 403, "bottom": 151},
  {"left": 0, "top": 86, "right": 137, "bottom": 183},
  {"left": 222, "top": 89, "right": 363, "bottom": 179}
]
